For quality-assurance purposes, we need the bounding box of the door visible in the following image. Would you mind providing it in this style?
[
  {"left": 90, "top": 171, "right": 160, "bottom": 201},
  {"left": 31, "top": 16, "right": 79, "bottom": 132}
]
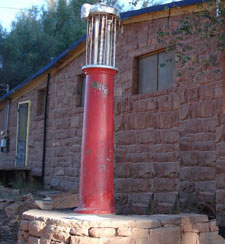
[{"left": 16, "top": 102, "right": 30, "bottom": 167}]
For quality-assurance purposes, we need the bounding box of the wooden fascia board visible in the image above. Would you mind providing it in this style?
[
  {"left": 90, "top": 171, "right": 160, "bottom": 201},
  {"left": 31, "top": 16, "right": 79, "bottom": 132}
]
[
  {"left": 122, "top": 2, "right": 215, "bottom": 25},
  {"left": 11, "top": 72, "right": 50, "bottom": 103}
]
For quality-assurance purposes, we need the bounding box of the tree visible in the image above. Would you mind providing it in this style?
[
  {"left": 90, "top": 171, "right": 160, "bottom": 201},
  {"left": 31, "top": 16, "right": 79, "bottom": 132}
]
[
  {"left": 129, "top": 0, "right": 165, "bottom": 8},
  {"left": 0, "top": 0, "right": 98, "bottom": 88}
]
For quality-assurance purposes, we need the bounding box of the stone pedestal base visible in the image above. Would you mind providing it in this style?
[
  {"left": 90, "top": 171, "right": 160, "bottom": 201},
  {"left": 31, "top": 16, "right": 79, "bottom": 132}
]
[{"left": 18, "top": 210, "right": 224, "bottom": 244}]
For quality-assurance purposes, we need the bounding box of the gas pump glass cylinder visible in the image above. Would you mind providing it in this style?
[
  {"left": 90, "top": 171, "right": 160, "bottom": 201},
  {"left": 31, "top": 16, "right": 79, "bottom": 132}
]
[
  {"left": 75, "top": 1, "right": 120, "bottom": 214},
  {"left": 81, "top": 1, "right": 119, "bottom": 68}
]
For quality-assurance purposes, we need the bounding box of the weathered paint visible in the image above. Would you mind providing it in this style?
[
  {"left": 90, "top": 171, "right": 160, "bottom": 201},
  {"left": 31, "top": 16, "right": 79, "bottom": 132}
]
[
  {"left": 91, "top": 81, "right": 108, "bottom": 97},
  {"left": 76, "top": 67, "right": 117, "bottom": 214}
]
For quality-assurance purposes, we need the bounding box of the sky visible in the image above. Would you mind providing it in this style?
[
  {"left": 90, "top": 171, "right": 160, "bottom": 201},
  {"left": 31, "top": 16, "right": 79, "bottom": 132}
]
[
  {"left": 0, "top": 0, "right": 45, "bottom": 30},
  {"left": 0, "top": 0, "right": 180, "bottom": 31}
]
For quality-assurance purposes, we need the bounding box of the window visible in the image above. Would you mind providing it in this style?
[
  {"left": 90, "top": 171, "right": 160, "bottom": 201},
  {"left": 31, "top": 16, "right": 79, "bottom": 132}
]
[
  {"left": 80, "top": 76, "right": 86, "bottom": 107},
  {"left": 138, "top": 50, "right": 175, "bottom": 94},
  {"left": 36, "top": 88, "right": 46, "bottom": 116}
]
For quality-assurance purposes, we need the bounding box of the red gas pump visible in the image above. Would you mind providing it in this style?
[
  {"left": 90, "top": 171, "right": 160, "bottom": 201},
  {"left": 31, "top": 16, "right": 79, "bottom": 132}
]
[{"left": 75, "top": 0, "right": 120, "bottom": 214}]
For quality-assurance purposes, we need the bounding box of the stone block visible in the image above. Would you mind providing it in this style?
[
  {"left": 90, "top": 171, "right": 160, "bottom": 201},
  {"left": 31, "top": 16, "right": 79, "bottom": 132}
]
[
  {"left": 216, "top": 190, "right": 225, "bottom": 204},
  {"left": 42, "top": 225, "right": 70, "bottom": 243},
  {"left": 216, "top": 158, "right": 225, "bottom": 174},
  {"left": 5, "top": 202, "right": 22, "bottom": 218},
  {"left": 191, "top": 167, "right": 215, "bottom": 181},
  {"left": 154, "top": 178, "right": 179, "bottom": 192},
  {"left": 199, "top": 232, "right": 224, "bottom": 244},
  {"left": 181, "top": 232, "right": 199, "bottom": 244},
  {"left": 18, "top": 231, "right": 26, "bottom": 243},
  {"left": 127, "top": 152, "right": 149, "bottom": 163},
  {"left": 128, "top": 193, "right": 152, "bottom": 207},
  {"left": 199, "top": 101, "right": 216, "bottom": 118},
  {"left": 198, "top": 151, "right": 216, "bottom": 167},
  {"left": 195, "top": 181, "right": 216, "bottom": 192},
  {"left": 181, "top": 214, "right": 209, "bottom": 224},
  {"left": 193, "top": 142, "right": 216, "bottom": 152},
  {"left": 154, "top": 192, "right": 178, "bottom": 204},
  {"left": 150, "top": 227, "right": 181, "bottom": 244},
  {"left": 180, "top": 181, "right": 195, "bottom": 193},
  {"left": 156, "top": 162, "right": 179, "bottom": 178},
  {"left": 161, "top": 129, "right": 179, "bottom": 144},
  {"left": 101, "top": 237, "right": 136, "bottom": 244},
  {"left": 117, "top": 228, "right": 132, "bottom": 237},
  {"left": 202, "top": 118, "right": 217, "bottom": 133},
  {"left": 28, "top": 236, "right": 41, "bottom": 244},
  {"left": 159, "top": 112, "right": 174, "bottom": 129},
  {"left": 89, "top": 227, "right": 116, "bottom": 238},
  {"left": 131, "top": 228, "right": 149, "bottom": 239},
  {"left": 209, "top": 220, "right": 218, "bottom": 232},
  {"left": 182, "top": 223, "right": 209, "bottom": 233},
  {"left": 136, "top": 130, "right": 161, "bottom": 144},
  {"left": 115, "top": 193, "right": 128, "bottom": 207},
  {"left": 130, "top": 179, "right": 153, "bottom": 192},
  {"left": 0, "top": 199, "right": 8, "bottom": 210},
  {"left": 116, "top": 131, "right": 135, "bottom": 145},
  {"left": 70, "top": 236, "right": 101, "bottom": 244},
  {"left": 180, "top": 104, "right": 189, "bottom": 120},
  {"left": 114, "top": 179, "right": 132, "bottom": 193},
  {"left": 216, "top": 174, "right": 225, "bottom": 189},
  {"left": 70, "top": 226, "right": 89, "bottom": 237},
  {"left": 20, "top": 220, "right": 29, "bottom": 231},
  {"left": 189, "top": 86, "right": 200, "bottom": 102},
  {"left": 114, "top": 163, "right": 131, "bottom": 178},
  {"left": 29, "top": 220, "right": 46, "bottom": 237},
  {"left": 184, "top": 120, "right": 202, "bottom": 133},
  {"left": 199, "top": 84, "right": 215, "bottom": 101},
  {"left": 51, "top": 192, "right": 79, "bottom": 209},
  {"left": 133, "top": 112, "right": 149, "bottom": 129},
  {"left": 40, "top": 238, "right": 51, "bottom": 244},
  {"left": 35, "top": 199, "right": 53, "bottom": 210},
  {"left": 180, "top": 167, "right": 194, "bottom": 181},
  {"left": 131, "top": 163, "right": 154, "bottom": 179}
]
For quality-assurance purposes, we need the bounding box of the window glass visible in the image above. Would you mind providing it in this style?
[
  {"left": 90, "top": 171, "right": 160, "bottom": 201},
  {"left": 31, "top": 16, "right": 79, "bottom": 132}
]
[
  {"left": 138, "top": 50, "right": 175, "bottom": 94},
  {"left": 158, "top": 50, "right": 175, "bottom": 90},
  {"left": 139, "top": 54, "right": 157, "bottom": 94},
  {"left": 18, "top": 103, "right": 28, "bottom": 141}
]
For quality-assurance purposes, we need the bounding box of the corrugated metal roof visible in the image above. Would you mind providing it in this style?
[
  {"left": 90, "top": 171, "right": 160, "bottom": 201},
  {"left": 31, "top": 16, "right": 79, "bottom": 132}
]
[{"left": 0, "top": 0, "right": 212, "bottom": 102}]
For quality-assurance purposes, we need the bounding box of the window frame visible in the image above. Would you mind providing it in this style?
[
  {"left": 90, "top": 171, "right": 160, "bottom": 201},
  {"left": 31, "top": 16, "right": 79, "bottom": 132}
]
[{"left": 137, "top": 49, "right": 175, "bottom": 94}]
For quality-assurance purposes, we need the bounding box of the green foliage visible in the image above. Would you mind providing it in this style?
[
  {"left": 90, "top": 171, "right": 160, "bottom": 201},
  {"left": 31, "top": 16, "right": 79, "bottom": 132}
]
[
  {"left": 156, "top": 0, "right": 225, "bottom": 78},
  {"left": 0, "top": 0, "right": 97, "bottom": 90}
]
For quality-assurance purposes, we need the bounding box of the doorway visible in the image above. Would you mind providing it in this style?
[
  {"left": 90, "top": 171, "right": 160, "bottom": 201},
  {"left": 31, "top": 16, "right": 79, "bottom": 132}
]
[{"left": 16, "top": 101, "right": 30, "bottom": 167}]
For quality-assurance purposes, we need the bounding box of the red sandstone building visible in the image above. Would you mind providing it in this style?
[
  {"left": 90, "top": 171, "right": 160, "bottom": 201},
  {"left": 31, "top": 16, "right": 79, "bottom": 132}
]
[{"left": 0, "top": 0, "right": 225, "bottom": 225}]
